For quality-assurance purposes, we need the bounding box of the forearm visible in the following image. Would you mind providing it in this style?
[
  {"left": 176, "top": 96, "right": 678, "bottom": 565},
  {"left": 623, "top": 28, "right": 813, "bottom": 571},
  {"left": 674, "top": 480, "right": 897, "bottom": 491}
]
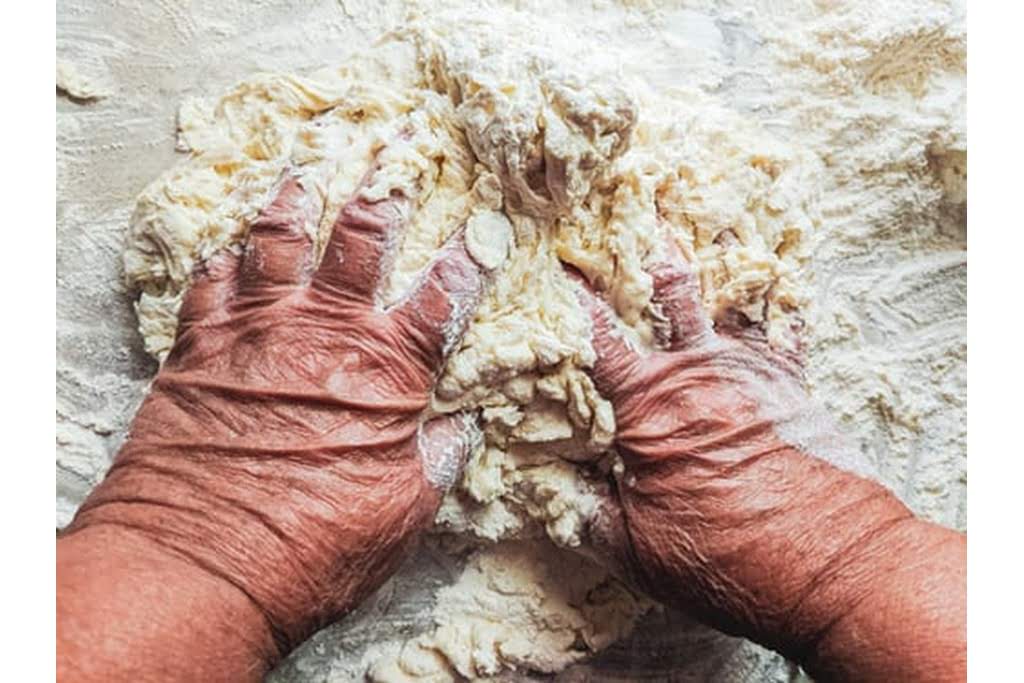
[
  {"left": 802, "top": 513, "right": 966, "bottom": 682},
  {"left": 625, "top": 444, "right": 965, "bottom": 682},
  {"left": 57, "top": 524, "right": 279, "bottom": 682}
]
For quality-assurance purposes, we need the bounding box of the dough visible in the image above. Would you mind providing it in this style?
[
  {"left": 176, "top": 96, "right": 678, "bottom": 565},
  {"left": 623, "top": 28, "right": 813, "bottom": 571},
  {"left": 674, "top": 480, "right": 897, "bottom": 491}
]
[
  {"left": 123, "top": 5, "right": 818, "bottom": 678},
  {"left": 366, "top": 542, "right": 653, "bottom": 681},
  {"left": 125, "top": 6, "right": 816, "bottom": 546}
]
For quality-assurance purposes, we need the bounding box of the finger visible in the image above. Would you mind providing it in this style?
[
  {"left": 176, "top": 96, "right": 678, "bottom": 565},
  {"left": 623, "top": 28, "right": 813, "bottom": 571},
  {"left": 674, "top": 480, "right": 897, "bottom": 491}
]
[
  {"left": 418, "top": 412, "right": 482, "bottom": 497},
  {"left": 563, "top": 265, "right": 642, "bottom": 395},
  {"left": 167, "top": 247, "right": 242, "bottom": 367},
  {"left": 714, "top": 306, "right": 806, "bottom": 375},
  {"left": 238, "top": 170, "right": 320, "bottom": 294},
  {"left": 177, "top": 246, "right": 242, "bottom": 332},
  {"left": 313, "top": 185, "right": 408, "bottom": 304},
  {"left": 392, "top": 228, "right": 489, "bottom": 370},
  {"left": 649, "top": 235, "right": 712, "bottom": 350},
  {"left": 579, "top": 471, "right": 646, "bottom": 589},
  {"left": 712, "top": 306, "right": 788, "bottom": 357}
]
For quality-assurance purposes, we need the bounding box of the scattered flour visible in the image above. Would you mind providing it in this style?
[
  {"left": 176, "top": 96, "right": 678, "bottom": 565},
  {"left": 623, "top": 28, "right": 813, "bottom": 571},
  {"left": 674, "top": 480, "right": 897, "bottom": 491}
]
[{"left": 57, "top": 0, "right": 965, "bottom": 680}]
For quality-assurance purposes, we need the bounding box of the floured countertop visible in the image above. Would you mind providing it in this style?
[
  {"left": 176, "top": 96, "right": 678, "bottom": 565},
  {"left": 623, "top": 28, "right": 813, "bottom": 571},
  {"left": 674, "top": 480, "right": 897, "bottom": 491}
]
[{"left": 57, "top": 1, "right": 965, "bottom": 680}]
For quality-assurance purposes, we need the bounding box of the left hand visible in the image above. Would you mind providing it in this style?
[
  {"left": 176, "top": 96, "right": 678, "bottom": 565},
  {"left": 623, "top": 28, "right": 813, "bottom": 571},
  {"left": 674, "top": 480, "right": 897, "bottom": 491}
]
[{"left": 65, "top": 158, "right": 490, "bottom": 655}]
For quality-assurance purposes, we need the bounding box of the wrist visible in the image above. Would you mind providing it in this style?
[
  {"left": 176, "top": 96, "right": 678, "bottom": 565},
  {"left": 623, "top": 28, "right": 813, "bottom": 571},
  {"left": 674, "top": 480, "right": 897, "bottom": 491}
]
[
  {"left": 728, "top": 452, "right": 923, "bottom": 663},
  {"left": 69, "top": 433, "right": 437, "bottom": 653},
  {"left": 67, "top": 446, "right": 328, "bottom": 652},
  {"left": 58, "top": 524, "right": 279, "bottom": 681},
  {"left": 770, "top": 475, "right": 918, "bottom": 661},
  {"left": 624, "top": 442, "right": 916, "bottom": 656}
]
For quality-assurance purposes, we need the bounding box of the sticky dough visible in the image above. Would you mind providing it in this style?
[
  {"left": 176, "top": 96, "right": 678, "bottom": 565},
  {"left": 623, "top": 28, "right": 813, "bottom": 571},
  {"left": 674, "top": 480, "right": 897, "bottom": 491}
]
[{"left": 123, "top": 8, "right": 818, "bottom": 679}]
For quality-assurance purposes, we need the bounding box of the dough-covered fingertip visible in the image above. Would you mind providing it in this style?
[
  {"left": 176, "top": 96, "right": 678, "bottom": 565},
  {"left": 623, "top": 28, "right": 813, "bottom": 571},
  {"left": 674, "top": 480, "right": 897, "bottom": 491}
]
[{"left": 418, "top": 412, "right": 483, "bottom": 492}]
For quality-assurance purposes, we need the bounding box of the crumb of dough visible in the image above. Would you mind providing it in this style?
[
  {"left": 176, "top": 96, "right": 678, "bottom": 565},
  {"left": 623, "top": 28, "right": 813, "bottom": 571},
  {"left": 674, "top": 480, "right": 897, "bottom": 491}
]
[
  {"left": 122, "top": 6, "right": 818, "bottom": 678},
  {"left": 57, "top": 58, "right": 110, "bottom": 101}
]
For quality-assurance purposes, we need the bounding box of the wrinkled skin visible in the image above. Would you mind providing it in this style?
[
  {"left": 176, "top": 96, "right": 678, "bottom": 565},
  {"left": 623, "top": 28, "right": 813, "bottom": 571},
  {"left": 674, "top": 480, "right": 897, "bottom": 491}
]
[
  {"left": 574, "top": 245, "right": 967, "bottom": 682},
  {"left": 59, "top": 159, "right": 489, "bottom": 680},
  {"left": 56, "top": 144, "right": 965, "bottom": 680}
]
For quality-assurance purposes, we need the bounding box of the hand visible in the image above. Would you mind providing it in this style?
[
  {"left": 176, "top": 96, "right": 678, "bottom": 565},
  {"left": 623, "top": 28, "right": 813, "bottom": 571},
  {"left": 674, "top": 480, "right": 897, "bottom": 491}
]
[
  {"left": 65, "top": 159, "right": 489, "bottom": 656},
  {"left": 571, "top": 240, "right": 966, "bottom": 682}
]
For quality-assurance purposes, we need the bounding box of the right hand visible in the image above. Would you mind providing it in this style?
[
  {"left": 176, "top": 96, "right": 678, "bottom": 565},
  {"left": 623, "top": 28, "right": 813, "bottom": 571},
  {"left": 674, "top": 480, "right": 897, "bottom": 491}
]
[{"left": 570, "top": 243, "right": 966, "bottom": 681}]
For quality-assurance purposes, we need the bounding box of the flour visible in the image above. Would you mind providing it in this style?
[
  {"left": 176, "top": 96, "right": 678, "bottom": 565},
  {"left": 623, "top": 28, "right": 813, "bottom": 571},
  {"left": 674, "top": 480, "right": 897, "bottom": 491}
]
[
  {"left": 57, "top": 0, "right": 966, "bottom": 680},
  {"left": 754, "top": 0, "right": 968, "bottom": 527}
]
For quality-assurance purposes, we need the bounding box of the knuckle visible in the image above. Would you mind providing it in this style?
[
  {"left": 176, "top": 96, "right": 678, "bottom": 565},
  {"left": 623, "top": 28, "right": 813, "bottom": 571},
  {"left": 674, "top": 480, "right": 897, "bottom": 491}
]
[
  {"left": 431, "top": 251, "right": 478, "bottom": 293},
  {"left": 249, "top": 213, "right": 294, "bottom": 236},
  {"left": 653, "top": 263, "right": 694, "bottom": 296},
  {"left": 340, "top": 199, "right": 397, "bottom": 237}
]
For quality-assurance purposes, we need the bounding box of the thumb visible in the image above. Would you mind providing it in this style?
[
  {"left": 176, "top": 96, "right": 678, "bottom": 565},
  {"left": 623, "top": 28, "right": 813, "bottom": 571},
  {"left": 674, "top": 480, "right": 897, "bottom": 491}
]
[
  {"left": 648, "top": 233, "right": 712, "bottom": 351},
  {"left": 580, "top": 468, "right": 648, "bottom": 591},
  {"left": 417, "top": 412, "right": 482, "bottom": 496}
]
